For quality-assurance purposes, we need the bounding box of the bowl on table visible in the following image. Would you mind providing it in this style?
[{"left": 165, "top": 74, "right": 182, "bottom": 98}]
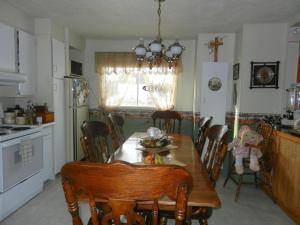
[{"left": 139, "top": 137, "right": 170, "bottom": 148}]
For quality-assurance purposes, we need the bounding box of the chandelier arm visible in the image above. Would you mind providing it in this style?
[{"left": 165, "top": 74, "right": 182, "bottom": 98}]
[{"left": 157, "top": 0, "right": 161, "bottom": 41}]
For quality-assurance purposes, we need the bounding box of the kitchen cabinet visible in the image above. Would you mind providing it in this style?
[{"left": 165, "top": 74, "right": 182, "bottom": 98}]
[
  {"left": 272, "top": 131, "right": 300, "bottom": 224},
  {"left": 52, "top": 38, "right": 66, "bottom": 79},
  {"left": 53, "top": 78, "right": 66, "bottom": 174},
  {"left": 0, "top": 22, "right": 16, "bottom": 72},
  {"left": 18, "top": 30, "right": 37, "bottom": 96},
  {"left": 42, "top": 125, "right": 55, "bottom": 182}
]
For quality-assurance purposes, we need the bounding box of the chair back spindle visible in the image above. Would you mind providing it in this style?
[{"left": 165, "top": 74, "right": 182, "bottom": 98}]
[{"left": 107, "top": 113, "right": 125, "bottom": 150}]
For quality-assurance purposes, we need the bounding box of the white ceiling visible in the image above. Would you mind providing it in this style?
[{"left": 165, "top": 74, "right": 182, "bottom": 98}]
[{"left": 4, "top": 0, "right": 300, "bottom": 39}]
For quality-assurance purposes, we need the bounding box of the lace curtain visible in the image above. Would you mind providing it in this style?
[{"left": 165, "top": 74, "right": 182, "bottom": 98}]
[{"left": 95, "top": 52, "right": 182, "bottom": 110}]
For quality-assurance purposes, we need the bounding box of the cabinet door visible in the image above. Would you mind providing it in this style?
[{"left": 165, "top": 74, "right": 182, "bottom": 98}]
[
  {"left": 18, "top": 30, "right": 37, "bottom": 96},
  {"left": 42, "top": 127, "right": 54, "bottom": 181},
  {"left": 0, "top": 22, "right": 16, "bottom": 72},
  {"left": 53, "top": 78, "right": 66, "bottom": 174},
  {"left": 52, "top": 39, "right": 66, "bottom": 79}
]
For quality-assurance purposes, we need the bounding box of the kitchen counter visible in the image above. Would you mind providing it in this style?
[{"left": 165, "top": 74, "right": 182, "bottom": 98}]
[
  {"left": 270, "top": 130, "right": 300, "bottom": 224},
  {"left": 39, "top": 122, "right": 55, "bottom": 128},
  {"left": 273, "top": 129, "right": 300, "bottom": 145}
]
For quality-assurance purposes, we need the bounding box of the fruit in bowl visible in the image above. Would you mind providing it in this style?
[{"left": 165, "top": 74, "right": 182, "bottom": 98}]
[{"left": 140, "top": 137, "right": 170, "bottom": 148}]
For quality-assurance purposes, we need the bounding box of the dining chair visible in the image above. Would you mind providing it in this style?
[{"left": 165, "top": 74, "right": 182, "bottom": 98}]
[
  {"left": 223, "top": 121, "right": 273, "bottom": 202},
  {"left": 151, "top": 110, "right": 183, "bottom": 134},
  {"left": 159, "top": 124, "right": 228, "bottom": 225},
  {"left": 194, "top": 116, "right": 213, "bottom": 158},
  {"left": 107, "top": 113, "right": 125, "bottom": 150},
  {"left": 81, "top": 120, "right": 112, "bottom": 163},
  {"left": 61, "top": 161, "right": 193, "bottom": 225},
  {"left": 201, "top": 124, "right": 229, "bottom": 186}
]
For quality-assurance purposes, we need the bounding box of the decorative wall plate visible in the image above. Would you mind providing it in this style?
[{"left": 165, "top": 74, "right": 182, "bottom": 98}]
[
  {"left": 256, "top": 66, "right": 274, "bottom": 84},
  {"left": 208, "top": 77, "right": 222, "bottom": 91},
  {"left": 250, "top": 61, "right": 279, "bottom": 89}
]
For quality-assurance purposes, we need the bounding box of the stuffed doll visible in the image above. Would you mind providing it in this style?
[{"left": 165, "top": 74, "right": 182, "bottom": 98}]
[{"left": 228, "top": 125, "right": 263, "bottom": 174}]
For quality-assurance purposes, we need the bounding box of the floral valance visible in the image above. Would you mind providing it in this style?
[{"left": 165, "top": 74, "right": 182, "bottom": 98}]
[{"left": 95, "top": 52, "right": 182, "bottom": 76}]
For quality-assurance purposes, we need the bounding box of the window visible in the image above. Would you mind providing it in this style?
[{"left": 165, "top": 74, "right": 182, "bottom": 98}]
[
  {"left": 95, "top": 52, "right": 181, "bottom": 110},
  {"left": 102, "top": 67, "right": 177, "bottom": 109}
]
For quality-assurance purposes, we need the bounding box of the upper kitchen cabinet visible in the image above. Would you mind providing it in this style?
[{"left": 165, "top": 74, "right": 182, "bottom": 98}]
[
  {"left": 18, "top": 30, "right": 37, "bottom": 96},
  {"left": 0, "top": 22, "right": 16, "bottom": 72},
  {"left": 52, "top": 38, "right": 66, "bottom": 79}
]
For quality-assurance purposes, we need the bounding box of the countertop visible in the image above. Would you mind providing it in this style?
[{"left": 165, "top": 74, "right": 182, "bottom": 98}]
[
  {"left": 273, "top": 129, "right": 300, "bottom": 144},
  {"left": 39, "top": 122, "right": 56, "bottom": 128}
]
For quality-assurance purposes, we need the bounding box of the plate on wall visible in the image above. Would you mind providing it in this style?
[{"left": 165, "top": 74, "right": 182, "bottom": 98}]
[
  {"left": 208, "top": 77, "right": 222, "bottom": 91},
  {"left": 255, "top": 67, "right": 274, "bottom": 84}
]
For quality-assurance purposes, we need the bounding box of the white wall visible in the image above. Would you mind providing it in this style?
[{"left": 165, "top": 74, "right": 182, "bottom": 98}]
[
  {"left": 84, "top": 39, "right": 196, "bottom": 111},
  {"left": 194, "top": 33, "right": 236, "bottom": 113},
  {"left": 0, "top": 1, "right": 34, "bottom": 34},
  {"left": 238, "top": 23, "right": 288, "bottom": 114}
]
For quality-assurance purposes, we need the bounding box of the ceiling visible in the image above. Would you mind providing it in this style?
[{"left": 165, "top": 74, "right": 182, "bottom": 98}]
[{"left": 4, "top": 0, "right": 300, "bottom": 39}]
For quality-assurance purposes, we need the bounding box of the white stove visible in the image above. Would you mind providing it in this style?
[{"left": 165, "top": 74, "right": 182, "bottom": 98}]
[
  {"left": 0, "top": 125, "right": 42, "bottom": 142},
  {"left": 0, "top": 124, "right": 44, "bottom": 221}
]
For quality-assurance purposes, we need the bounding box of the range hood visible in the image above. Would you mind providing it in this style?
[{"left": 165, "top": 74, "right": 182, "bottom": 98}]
[{"left": 0, "top": 71, "right": 27, "bottom": 86}]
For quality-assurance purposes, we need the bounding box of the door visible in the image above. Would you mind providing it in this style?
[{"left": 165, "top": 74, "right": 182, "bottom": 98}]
[
  {"left": 200, "top": 62, "right": 228, "bottom": 125},
  {"left": 53, "top": 78, "right": 66, "bottom": 174}
]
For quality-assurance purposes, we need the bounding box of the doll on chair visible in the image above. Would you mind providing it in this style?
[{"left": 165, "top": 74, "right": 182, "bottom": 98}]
[{"left": 228, "top": 125, "right": 263, "bottom": 174}]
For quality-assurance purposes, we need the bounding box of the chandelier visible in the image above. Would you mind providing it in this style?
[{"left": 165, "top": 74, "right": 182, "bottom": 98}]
[{"left": 133, "top": 0, "right": 184, "bottom": 69}]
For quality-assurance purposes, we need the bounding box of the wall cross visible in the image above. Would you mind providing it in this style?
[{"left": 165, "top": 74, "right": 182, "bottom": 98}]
[{"left": 207, "top": 37, "right": 223, "bottom": 62}]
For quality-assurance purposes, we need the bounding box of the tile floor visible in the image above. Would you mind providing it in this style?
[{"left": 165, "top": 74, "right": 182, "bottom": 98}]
[{"left": 0, "top": 176, "right": 295, "bottom": 225}]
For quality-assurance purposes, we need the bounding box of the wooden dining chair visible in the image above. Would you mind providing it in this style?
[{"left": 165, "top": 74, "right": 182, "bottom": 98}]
[
  {"left": 159, "top": 125, "right": 228, "bottom": 225},
  {"left": 194, "top": 116, "right": 213, "bottom": 158},
  {"left": 107, "top": 113, "right": 125, "bottom": 150},
  {"left": 81, "top": 121, "right": 112, "bottom": 163},
  {"left": 61, "top": 161, "right": 193, "bottom": 225},
  {"left": 151, "top": 110, "right": 183, "bottom": 134},
  {"left": 201, "top": 124, "right": 229, "bottom": 186},
  {"left": 223, "top": 121, "right": 273, "bottom": 202}
]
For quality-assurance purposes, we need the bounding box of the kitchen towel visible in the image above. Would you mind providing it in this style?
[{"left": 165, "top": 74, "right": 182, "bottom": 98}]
[{"left": 20, "top": 139, "right": 33, "bottom": 165}]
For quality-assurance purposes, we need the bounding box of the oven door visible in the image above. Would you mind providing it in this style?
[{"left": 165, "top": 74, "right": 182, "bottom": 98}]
[{"left": 0, "top": 131, "right": 43, "bottom": 192}]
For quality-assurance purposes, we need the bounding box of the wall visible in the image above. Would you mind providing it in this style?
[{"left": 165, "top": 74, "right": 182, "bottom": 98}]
[
  {"left": 194, "top": 33, "right": 236, "bottom": 113},
  {"left": 84, "top": 39, "right": 196, "bottom": 111},
  {"left": 69, "top": 30, "right": 85, "bottom": 51},
  {"left": 0, "top": 1, "right": 34, "bottom": 34},
  {"left": 238, "top": 23, "right": 288, "bottom": 114}
]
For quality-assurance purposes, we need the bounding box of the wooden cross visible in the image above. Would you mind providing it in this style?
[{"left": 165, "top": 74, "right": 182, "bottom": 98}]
[{"left": 207, "top": 37, "right": 223, "bottom": 62}]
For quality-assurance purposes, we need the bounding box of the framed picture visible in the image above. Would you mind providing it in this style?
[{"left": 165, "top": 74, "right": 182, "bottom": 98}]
[
  {"left": 250, "top": 61, "right": 280, "bottom": 89},
  {"left": 233, "top": 63, "right": 239, "bottom": 80}
]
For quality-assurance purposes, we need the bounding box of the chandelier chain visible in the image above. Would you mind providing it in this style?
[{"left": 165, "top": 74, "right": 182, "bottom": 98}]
[{"left": 157, "top": 0, "right": 161, "bottom": 40}]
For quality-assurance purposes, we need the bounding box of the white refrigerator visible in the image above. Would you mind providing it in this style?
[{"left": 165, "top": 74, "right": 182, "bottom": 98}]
[{"left": 65, "top": 76, "right": 89, "bottom": 161}]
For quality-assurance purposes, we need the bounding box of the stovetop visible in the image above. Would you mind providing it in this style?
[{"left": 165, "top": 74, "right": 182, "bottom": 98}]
[{"left": 0, "top": 125, "right": 42, "bottom": 142}]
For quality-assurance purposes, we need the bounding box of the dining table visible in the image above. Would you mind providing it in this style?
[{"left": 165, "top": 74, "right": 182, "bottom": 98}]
[{"left": 109, "top": 132, "right": 221, "bottom": 222}]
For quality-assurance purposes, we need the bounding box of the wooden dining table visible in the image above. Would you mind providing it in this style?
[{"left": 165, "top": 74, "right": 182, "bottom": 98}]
[{"left": 109, "top": 132, "right": 221, "bottom": 221}]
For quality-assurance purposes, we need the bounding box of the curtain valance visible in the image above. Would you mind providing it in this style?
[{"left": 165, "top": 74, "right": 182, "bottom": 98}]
[{"left": 95, "top": 52, "right": 182, "bottom": 75}]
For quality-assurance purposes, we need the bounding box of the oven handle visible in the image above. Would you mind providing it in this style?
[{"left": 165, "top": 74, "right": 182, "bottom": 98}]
[{"left": 1, "top": 131, "right": 42, "bottom": 148}]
